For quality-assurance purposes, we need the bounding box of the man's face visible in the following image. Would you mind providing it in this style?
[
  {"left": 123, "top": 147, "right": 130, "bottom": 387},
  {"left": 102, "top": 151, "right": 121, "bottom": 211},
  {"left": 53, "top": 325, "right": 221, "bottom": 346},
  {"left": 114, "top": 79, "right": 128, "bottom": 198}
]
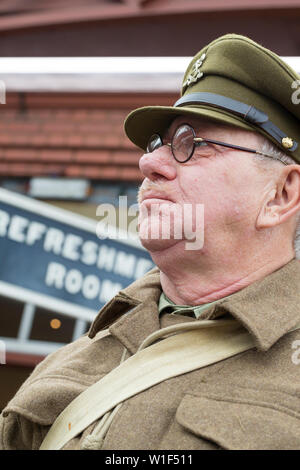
[{"left": 137, "top": 116, "right": 273, "bottom": 257}]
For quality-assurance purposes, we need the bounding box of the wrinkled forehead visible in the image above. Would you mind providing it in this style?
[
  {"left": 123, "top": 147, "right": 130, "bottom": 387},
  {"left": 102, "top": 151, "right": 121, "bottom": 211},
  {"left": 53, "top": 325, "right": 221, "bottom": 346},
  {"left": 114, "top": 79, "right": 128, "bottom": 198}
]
[{"left": 165, "top": 115, "right": 261, "bottom": 147}]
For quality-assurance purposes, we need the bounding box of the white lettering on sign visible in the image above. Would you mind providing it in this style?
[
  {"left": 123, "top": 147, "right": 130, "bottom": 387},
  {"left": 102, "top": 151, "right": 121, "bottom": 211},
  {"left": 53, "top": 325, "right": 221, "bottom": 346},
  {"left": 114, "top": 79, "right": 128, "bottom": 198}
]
[
  {"left": 45, "top": 262, "right": 66, "bottom": 289},
  {"left": 43, "top": 227, "right": 64, "bottom": 255},
  {"left": 134, "top": 258, "right": 153, "bottom": 280},
  {"left": 82, "top": 275, "right": 100, "bottom": 299},
  {"left": 26, "top": 221, "right": 47, "bottom": 245},
  {"left": 65, "top": 269, "right": 83, "bottom": 294},
  {"left": 97, "top": 245, "right": 116, "bottom": 271},
  {"left": 81, "top": 241, "right": 98, "bottom": 265},
  {"left": 45, "top": 262, "right": 122, "bottom": 302},
  {"left": 0, "top": 209, "right": 152, "bottom": 284},
  {"left": 114, "top": 251, "right": 136, "bottom": 278},
  {"left": 100, "top": 279, "right": 122, "bottom": 303},
  {"left": 0, "top": 209, "right": 10, "bottom": 236},
  {"left": 62, "top": 234, "right": 83, "bottom": 261},
  {"left": 8, "top": 215, "right": 28, "bottom": 243}
]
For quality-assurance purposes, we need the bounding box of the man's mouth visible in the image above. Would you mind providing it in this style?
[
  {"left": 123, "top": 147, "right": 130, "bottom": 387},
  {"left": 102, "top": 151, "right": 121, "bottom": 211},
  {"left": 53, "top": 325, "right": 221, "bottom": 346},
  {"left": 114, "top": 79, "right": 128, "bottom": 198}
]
[{"left": 141, "top": 192, "right": 174, "bottom": 204}]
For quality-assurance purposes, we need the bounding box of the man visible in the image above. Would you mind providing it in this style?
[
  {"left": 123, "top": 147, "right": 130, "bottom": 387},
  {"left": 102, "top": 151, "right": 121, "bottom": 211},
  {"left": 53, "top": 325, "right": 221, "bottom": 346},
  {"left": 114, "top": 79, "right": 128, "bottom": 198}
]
[{"left": 1, "top": 34, "right": 300, "bottom": 450}]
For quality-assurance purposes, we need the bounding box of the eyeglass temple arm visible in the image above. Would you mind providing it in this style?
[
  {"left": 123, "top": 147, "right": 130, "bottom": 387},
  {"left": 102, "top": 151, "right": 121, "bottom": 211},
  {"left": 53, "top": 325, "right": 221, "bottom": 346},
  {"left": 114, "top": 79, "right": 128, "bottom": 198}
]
[{"left": 194, "top": 137, "right": 288, "bottom": 165}]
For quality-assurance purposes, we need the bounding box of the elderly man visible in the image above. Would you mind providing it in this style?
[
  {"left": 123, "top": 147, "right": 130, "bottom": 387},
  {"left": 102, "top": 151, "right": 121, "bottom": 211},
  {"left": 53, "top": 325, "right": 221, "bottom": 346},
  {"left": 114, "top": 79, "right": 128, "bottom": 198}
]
[{"left": 1, "top": 34, "right": 300, "bottom": 451}]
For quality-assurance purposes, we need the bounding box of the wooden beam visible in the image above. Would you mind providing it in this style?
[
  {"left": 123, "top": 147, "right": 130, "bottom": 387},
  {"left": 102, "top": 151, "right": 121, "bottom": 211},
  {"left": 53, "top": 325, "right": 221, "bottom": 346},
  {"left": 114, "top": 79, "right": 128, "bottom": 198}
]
[{"left": 0, "top": 0, "right": 299, "bottom": 32}]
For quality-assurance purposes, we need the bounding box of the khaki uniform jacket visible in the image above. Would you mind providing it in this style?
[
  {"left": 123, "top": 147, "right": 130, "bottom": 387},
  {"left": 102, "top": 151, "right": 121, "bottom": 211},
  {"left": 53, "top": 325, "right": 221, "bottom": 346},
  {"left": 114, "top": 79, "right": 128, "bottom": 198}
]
[{"left": 1, "top": 260, "right": 300, "bottom": 450}]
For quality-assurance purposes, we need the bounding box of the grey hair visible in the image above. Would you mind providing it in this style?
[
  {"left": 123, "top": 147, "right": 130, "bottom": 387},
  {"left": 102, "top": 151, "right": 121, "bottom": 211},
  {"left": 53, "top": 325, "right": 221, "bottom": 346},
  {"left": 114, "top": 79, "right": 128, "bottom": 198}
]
[{"left": 254, "top": 136, "right": 300, "bottom": 259}]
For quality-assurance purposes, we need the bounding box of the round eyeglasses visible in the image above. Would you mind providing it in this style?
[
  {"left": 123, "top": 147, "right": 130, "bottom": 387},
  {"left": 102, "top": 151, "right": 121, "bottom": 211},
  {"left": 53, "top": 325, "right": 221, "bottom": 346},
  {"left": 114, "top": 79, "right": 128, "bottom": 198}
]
[{"left": 146, "top": 123, "right": 288, "bottom": 165}]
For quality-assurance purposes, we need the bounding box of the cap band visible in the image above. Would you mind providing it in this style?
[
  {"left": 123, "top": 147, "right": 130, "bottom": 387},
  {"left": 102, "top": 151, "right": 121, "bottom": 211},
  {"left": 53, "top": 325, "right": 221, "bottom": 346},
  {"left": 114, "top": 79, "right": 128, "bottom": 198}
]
[{"left": 174, "top": 92, "right": 298, "bottom": 152}]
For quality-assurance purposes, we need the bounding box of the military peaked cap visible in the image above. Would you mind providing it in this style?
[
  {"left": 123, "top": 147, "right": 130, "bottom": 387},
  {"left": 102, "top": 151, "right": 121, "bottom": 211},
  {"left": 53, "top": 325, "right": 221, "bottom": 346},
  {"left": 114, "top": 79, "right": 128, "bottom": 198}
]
[{"left": 124, "top": 34, "right": 300, "bottom": 163}]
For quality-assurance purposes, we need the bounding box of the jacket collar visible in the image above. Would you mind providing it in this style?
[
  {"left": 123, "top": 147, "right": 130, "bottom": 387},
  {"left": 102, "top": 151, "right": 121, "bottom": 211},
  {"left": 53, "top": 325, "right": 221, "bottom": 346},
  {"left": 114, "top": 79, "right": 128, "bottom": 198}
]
[{"left": 88, "top": 259, "right": 300, "bottom": 353}]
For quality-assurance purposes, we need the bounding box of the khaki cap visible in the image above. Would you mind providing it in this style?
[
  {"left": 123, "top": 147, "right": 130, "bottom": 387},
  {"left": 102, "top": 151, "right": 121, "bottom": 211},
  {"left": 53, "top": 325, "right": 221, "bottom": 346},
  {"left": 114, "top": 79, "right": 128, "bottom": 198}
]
[{"left": 124, "top": 34, "right": 300, "bottom": 163}]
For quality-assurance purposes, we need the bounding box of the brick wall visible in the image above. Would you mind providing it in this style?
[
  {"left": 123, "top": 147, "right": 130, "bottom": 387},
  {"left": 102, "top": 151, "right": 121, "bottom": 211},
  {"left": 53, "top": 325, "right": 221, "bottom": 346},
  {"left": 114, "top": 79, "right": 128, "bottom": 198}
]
[{"left": 0, "top": 92, "right": 176, "bottom": 183}]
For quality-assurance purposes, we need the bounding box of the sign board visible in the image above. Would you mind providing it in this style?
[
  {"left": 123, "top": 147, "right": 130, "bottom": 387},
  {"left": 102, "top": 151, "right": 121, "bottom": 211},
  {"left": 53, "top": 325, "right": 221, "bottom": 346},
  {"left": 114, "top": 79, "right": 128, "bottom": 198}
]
[{"left": 0, "top": 188, "right": 154, "bottom": 323}]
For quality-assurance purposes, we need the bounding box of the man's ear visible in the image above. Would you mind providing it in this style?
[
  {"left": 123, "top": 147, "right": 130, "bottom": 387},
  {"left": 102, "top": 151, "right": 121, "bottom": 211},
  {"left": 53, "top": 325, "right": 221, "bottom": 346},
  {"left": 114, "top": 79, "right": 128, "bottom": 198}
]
[{"left": 256, "top": 165, "right": 300, "bottom": 229}]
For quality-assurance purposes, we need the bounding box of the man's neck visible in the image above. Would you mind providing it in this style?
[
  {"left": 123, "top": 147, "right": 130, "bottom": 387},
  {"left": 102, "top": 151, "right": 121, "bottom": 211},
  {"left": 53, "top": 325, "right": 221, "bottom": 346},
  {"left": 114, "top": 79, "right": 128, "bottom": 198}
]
[{"left": 157, "top": 249, "right": 295, "bottom": 306}]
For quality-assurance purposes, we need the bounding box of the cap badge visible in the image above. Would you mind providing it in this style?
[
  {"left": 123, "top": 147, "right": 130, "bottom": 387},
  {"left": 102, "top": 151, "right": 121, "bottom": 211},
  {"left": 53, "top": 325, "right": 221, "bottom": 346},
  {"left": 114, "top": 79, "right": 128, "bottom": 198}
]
[
  {"left": 281, "top": 137, "right": 294, "bottom": 149},
  {"left": 183, "top": 53, "right": 206, "bottom": 91}
]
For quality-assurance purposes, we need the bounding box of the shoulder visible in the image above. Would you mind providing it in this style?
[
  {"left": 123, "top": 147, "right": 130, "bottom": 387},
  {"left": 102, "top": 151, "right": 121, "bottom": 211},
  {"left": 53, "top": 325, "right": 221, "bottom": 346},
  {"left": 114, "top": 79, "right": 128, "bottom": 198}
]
[{"left": 0, "top": 328, "right": 123, "bottom": 450}]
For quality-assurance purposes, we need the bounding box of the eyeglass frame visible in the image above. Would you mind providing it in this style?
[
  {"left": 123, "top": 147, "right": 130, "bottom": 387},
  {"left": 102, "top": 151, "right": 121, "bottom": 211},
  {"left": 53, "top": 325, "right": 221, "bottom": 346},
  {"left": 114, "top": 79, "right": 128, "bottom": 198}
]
[{"left": 146, "top": 123, "right": 289, "bottom": 165}]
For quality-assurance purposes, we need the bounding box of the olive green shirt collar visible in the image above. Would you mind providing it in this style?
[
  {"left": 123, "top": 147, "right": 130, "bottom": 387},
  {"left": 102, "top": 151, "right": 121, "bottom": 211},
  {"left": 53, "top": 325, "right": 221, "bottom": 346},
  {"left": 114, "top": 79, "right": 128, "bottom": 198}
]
[{"left": 158, "top": 292, "right": 220, "bottom": 319}]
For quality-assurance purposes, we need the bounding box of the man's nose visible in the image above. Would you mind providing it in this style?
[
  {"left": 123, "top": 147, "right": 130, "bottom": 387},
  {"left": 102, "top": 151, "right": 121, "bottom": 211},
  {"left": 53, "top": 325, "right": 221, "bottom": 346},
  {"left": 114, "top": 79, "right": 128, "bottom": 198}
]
[{"left": 139, "top": 146, "right": 177, "bottom": 181}]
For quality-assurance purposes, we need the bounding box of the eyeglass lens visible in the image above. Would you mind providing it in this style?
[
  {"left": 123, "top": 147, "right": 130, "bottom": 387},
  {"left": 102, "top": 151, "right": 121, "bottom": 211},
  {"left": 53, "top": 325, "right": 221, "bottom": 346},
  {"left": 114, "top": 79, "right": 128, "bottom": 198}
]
[
  {"left": 146, "top": 124, "right": 196, "bottom": 162},
  {"left": 146, "top": 134, "right": 163, "bottom": 153},
  {"left": 172, "top": 124, "right": 195, "bottom": 162}
]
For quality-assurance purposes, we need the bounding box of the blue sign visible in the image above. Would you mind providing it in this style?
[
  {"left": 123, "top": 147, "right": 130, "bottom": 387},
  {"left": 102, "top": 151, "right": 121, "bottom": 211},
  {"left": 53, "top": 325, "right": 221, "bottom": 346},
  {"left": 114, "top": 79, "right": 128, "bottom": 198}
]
[{"left": 0, "top": 189, "right": 154, "bottom": 321}]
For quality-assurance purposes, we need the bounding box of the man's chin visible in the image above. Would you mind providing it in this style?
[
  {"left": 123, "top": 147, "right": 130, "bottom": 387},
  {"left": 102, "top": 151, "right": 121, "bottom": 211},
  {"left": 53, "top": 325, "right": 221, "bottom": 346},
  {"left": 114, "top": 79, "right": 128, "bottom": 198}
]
[{"left": 139, "top": 236, "right": 180, "bottom": 252}]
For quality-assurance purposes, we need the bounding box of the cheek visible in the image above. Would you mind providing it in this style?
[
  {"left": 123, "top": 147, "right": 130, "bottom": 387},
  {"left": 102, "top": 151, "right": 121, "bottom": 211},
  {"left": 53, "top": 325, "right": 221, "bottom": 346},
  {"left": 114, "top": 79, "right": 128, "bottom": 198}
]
[
  {"left": 188, "top": 172, "right": 253, "bottom": 226},
  {"left": 187, "top": 173, "right": 228, "bottom": 210}
]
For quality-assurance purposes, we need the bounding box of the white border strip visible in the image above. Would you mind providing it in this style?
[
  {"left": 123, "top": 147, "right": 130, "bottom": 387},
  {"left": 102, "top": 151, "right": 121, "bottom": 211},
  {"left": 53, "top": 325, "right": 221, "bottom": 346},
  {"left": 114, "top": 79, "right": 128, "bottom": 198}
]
[
  {"left": 1, "top": 337, "right": 65, "bottom": 356},
  {"left": 0, "top": 281, "right": 97, "bottom": 322},
  {"left": 0, "top": 57, "right": 298, "bottom": 92},
  {"left": 0, "top": 57, "right": 298, "bottom": 74},
  {"left": 0, "top": 57, "right": 191, "bottom": 74},
  {"left": 18, "top": 303, "right": 35, "bottom": 341}
]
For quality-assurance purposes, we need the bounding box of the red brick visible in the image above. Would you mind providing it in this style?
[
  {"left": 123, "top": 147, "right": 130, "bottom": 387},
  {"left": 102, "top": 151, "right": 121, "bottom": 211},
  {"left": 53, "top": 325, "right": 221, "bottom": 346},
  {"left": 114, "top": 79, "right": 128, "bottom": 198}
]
[
  {"left": 64, "top": 165, "right": 83, "bottom": 177},
  {"left": 120, "top": 167, "right": 143, "bottom": 181},
  {"left": 52, "top": 110, "right": 73, "bottom": 120},
  {"left": 97, "top": 134, "right": 119, "bottom": 147},
  {"left": 3, "top": 95, "right": 19, "bottom": 108},
  {"left": 112, "top": 151, "right": 140, "bottom": 165},
  {"left": 41, "top": 122, "right": 75, "bottom": 133},
  {"left": 0, "top": 163, "right": 8, "bottom": 173},
  {"left": 44, "top": 164, "right": 65, "bottom": 176},
  {"left": 27, "top": 110, "right": 55, "bottom": 119},
  {"left": 122, "top": 137, "right": 140, "bottom": 150},
  {"left": 0, "top": 121, "right": 9, "bottom": 130},
  {"left": 0, "top": 110, "right": 17, "bottom": 120},
  {"left": 108, "top": 111, "right": 128, "bottom": 123},
  {"left": 74, "top": 150, "right": 110, "bottom": 163},
  {"left": 30, "top": 134, "right": 49, "bottom": 146},
  {"left": 72, "top": 110, "right": 89, "bottom": 120},
  {"left": 13, "top": 134, "right": 35, "bottom": 145},
  {"left": 15, "top": 163, "right": 45, "bottom": 174},
  {"left": 100, "top": 166, "right": 121, "bottom": 179},
  {"left": 64, "top": 134, "right": 85, "bottom": 147},
  {"left": 78, "top": 122, "right": 112, "bottom": 134},
  {"left": 6, "top": 163, "right": 28, "bottom": 175},
  {"left": 85, "top": 166, "right": 120, "bottom": 180},
  {"left": 46, "top": 134, "right": 68, "bottom": 146},
  {"left": 4, "top": 148, "right": 38, "bottom": 161},
  {"left": 0, "top": 134, "right": 12, "bottom": 144},
  {"left": 83, "top": 135, "right": 103, "bottom": 147},
  {"left": 4, "top": 122, "right": 40, "bottom": 132},
  {"left": 85, "top": 110, "right": 108, "bottom": 122},
  {"left": 40, "top": 149, "right": 73, "bottom": 162},
  {"left": 80, "top": 167, "right": 104, "bottom": 179}
]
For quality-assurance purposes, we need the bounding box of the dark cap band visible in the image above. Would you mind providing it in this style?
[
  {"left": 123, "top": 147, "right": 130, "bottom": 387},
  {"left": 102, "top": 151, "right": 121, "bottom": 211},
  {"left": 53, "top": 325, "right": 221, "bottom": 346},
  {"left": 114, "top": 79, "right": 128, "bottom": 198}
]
[{"left": 174, "top": 92, "right": 298, "bottom": 153}]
